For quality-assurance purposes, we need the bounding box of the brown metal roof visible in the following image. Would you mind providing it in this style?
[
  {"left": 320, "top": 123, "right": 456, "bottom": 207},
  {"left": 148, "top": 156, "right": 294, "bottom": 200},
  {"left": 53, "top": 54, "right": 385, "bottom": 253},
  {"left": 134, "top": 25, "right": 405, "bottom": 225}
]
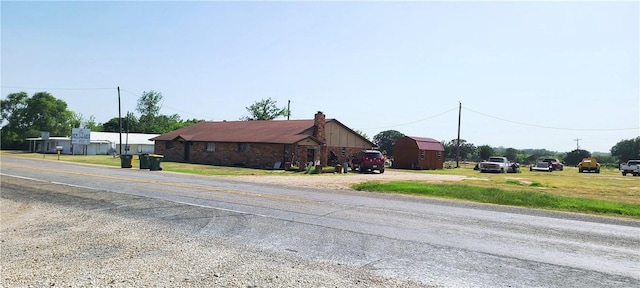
[
  {"left": 409, "top": 136, "right": 444, "bottom": 151},
  {"left": 152, "top": 119, "right": 324, "bottom": 144}
]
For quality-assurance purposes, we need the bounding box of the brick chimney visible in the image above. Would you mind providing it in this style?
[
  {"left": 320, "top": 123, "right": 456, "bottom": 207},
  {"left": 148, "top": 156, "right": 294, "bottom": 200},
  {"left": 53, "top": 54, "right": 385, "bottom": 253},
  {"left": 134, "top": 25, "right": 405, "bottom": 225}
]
[
  {"left": 313, "top": 111, "right": 326, "bottom": 143},
  {"left": 313, "top": 111, "right": 327, "bottom": 166}
]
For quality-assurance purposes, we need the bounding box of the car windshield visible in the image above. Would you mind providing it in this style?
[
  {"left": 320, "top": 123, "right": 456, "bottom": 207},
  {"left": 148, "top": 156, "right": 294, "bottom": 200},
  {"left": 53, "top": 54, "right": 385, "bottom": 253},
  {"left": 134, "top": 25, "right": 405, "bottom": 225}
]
[{"left": 488, "top": 158, "right": 504, "bottom": 162}]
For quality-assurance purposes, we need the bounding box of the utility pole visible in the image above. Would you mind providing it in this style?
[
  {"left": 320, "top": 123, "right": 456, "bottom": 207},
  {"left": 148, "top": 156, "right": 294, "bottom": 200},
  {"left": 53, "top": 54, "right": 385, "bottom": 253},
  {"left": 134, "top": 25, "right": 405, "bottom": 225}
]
[
  {"left": 287, "top": 100, "right": 290, "bottom": 120},
  {"left": 118, "top": 86, "right": 122, "bottom": 156},
  {"left": 456, "top": 102, "right": 461, "bottom": 168},
  {"left": 574, "top": 138, "right": 581, "bottom": 150}
]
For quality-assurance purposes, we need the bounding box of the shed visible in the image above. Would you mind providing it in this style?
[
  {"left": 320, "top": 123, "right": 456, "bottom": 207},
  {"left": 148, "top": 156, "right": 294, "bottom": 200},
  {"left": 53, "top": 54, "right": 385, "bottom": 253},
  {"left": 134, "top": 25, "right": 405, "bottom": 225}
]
[{"left": 392, "top": 136, "right": 445, "bottom": 170}]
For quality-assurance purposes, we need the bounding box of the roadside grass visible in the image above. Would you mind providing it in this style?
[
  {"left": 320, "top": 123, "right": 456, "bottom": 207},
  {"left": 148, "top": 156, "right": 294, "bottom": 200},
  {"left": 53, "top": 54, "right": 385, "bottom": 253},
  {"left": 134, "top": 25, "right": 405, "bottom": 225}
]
[
  {"left": 352, "top": 181, "right": 640, "bottom": 219},
  {"left": 0, "top": 151, "right": 320, "bottom": 176}
]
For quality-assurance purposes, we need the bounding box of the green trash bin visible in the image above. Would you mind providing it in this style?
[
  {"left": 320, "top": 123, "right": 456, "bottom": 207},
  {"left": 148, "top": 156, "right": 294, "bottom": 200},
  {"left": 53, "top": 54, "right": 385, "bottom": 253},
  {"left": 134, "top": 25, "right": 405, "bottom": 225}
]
[
  {"left": 149, "top": 154, "right": 164, "bottom": 171},
  {"left": 138, "top": 154, "right": 150, "bottom": 169},
  {"left": 120, "top": 154, "right": 133, "bottom": 168}
]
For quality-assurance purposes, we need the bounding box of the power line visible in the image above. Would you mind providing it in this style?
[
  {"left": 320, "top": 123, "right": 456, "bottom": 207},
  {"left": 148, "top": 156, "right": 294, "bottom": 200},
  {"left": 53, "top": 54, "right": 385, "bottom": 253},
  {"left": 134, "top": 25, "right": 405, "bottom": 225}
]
[
  {"left": 119, "top": 88, "right": 212, "bottom": 120},
  {"left": 463, "top": 106, "right": 639, "bottom": 132},
  {"left": 361, "top": 106, "right": 458, "bottom": 130},
  {"left": 1, "top": 86, "right": 115, "bottom": 91}
]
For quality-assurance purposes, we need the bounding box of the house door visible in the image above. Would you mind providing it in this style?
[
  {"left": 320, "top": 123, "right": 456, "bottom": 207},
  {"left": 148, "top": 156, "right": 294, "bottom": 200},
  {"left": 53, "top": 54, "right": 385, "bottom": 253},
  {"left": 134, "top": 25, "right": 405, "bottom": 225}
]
[
  {"left": 184, "top": 141, "right": 190, "bottom": 162},
  {"left": 306, "top": 148, "right": 315, "bottom": 165}
]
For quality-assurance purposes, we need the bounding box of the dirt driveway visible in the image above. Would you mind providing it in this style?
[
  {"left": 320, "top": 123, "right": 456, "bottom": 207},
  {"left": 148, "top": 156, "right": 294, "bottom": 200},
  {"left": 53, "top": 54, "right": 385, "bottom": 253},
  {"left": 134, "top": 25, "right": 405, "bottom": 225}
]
[{"left": 223, "top": 170, "right": 467, "bottom": 190}]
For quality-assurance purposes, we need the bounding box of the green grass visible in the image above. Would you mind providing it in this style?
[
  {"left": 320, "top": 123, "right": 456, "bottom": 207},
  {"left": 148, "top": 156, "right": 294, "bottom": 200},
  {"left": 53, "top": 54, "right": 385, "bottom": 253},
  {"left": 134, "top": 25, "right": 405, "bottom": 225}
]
[
  {"left": 352, "top": 181, "right": 640, "bottom": 218},
  {"left": 0, "top": 151, "right": 336, "bottom": 176}
]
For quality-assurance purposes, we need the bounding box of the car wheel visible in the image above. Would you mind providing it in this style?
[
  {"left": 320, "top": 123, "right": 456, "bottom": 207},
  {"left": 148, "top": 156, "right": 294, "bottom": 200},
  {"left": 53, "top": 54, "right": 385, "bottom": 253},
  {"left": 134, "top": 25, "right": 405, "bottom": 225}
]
[
  {"left": 380, "top": 168, "right": 385, "bottom": 174},
  {"left": 622, "top": 172, "right": 627, "bottom": 176}
]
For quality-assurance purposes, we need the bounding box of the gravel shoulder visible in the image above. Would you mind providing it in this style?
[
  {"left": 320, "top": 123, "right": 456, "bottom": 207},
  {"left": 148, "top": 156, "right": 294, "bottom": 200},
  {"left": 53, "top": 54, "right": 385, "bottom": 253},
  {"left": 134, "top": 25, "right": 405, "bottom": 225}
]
[
  {"left": 1, "top": 176, "right": 429, "bottom": 287},
  {"left": 220, "top": 170, "right": 467, "bottom": 190}
]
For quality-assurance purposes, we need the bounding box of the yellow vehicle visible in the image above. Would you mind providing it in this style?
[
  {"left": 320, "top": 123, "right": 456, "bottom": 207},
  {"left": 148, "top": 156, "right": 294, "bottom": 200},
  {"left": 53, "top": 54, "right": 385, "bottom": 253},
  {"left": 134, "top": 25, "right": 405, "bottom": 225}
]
[{"left": 578, "top": 157, "right": 600, "bottom": 173}]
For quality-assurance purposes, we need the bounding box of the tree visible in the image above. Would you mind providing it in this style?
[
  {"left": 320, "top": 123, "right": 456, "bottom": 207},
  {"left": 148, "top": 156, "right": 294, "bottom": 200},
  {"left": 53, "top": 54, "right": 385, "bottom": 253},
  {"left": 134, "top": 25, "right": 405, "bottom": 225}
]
[
  {"left": 72, "top": 113, "right": 102, "bottom": 131},
  {"left": 243, "top": 98, "right": 287, "bottom": 120},
  {"left": 136, "top": 90, "right": 163, "bottom": 133},
  {"left": 564, "top": 149, "right": 591, "bottom": 166},
  {"left": 1, "top": 92, "right": 29, "bottom": 148},
  {"left": 372, "top": 130, "right": 404, "bottom": 156},
  {"left": 101, "top": 117, "right": 121, "bottom": 132},
  {"left": 477, "top": 145, "right": 495, "bottom": 161},
  {"left": 610, "top": 137, "right": 640, "bottom": 163},
  {"left": 1, "top": 91, "right": 75, "bottom": 149},
  {"left": 136, "top": 90, "right": 163, "bottom": 117},
  {"left": 443, "top": 139, "right": 477, "bottom": 161},
  {"left": 504, "top": 148, "right": 519, "bottom": 162},
  {"left": 123, "top": 112, "right": 141, "bottom": 133}
]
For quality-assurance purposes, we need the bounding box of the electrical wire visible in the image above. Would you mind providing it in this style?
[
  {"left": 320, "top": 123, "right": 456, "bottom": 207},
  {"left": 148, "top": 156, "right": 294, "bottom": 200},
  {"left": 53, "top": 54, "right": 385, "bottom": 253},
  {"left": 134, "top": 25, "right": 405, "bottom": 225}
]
[
  {"left": 1, "top": 86, "right": 115, "bottom": 91},
  {"left": 361, "top": 107, "right": 459, "bottom": 130},
  {"left": 462, "top": 106, "right": 639, "bottom": 132}
]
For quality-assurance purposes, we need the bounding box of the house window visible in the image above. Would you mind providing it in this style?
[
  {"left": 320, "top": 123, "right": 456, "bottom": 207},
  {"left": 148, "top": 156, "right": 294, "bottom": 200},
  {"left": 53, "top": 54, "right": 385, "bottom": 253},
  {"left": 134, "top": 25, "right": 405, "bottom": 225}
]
[
  {"left": 420, "top": 150, "right": 425, "bottom": 160},
  {"left": 206, "top": 142, "right": 215, "bottom": 152},
  {"left": 165, "top": 141, "right": 173, "bottom": 149},
  {"left": 437, "top": 151, "right": 442, "bottom": 160},
  {"left": 237, "top": 143, "right": 249, "bottom": 152}
]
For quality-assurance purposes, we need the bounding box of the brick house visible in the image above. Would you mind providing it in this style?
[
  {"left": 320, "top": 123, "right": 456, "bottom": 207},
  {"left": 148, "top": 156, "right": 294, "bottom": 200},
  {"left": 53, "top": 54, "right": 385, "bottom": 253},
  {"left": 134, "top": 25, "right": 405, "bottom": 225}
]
[
  {"left": 151, "top": 112, "right": 374, "bottom": 169},
  {"left": 392, "top": 136, "right": 445, "bottom": 170}
]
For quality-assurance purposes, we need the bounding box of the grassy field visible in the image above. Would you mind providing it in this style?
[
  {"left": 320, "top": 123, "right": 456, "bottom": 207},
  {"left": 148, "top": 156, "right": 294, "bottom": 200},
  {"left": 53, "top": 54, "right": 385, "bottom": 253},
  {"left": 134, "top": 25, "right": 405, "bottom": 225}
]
[
  {"left": 429, "top": 162, "right": 640, "bottom": 205},
  {"left": 3, "top": 151, "right": 638, "bottom": 218}
]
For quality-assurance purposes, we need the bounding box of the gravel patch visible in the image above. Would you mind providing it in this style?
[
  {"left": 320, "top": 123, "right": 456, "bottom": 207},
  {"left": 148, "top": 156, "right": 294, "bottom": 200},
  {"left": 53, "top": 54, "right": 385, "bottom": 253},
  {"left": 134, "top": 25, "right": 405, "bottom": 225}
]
[
  {"left": 223, "top": 170, "right": 466, "bottom": 190},
  {"left": 1, "top": 177, "right": 431, "bottom": 287}
]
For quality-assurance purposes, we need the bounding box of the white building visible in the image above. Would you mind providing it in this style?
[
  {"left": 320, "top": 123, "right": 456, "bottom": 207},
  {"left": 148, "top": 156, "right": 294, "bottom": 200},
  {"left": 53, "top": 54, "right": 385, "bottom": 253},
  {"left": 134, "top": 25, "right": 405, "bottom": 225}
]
[{"left": 26, "top": 132, "right": 159, "bottom": 155}]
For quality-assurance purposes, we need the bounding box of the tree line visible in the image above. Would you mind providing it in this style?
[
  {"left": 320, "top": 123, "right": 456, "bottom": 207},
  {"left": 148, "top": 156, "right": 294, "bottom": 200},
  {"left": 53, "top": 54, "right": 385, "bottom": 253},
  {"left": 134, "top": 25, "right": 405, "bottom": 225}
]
[
  {"left": 1, "top": 92, "right": 291, "bottom": 150},
  {"left": 371, "top": 130, "right": 639, "bottom": 166},
  {"left": 0, "top": 90, "right": 203, "bottom": 150}
]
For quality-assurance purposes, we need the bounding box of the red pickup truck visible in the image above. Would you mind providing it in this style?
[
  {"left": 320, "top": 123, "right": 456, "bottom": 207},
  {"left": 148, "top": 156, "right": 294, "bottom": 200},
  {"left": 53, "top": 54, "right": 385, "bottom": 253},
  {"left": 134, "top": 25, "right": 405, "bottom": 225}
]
[{"left": 352, "top": 150, "right": 385, "bottom": 174}]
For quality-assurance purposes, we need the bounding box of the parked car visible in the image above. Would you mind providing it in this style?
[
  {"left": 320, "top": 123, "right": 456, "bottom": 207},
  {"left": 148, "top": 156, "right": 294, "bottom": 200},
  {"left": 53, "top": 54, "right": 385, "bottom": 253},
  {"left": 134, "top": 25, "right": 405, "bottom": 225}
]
[
  {"left": 530, "top": 161, "right": 552, "bottom": 172},
  {"left": 619, "top": 160, "right": 640, "bottom": 176},
  {"left": 578, "top": 157, "right": 600, "bottom": 173},
  {"left": 351, "top": 150, "right": 385, "bottom": 173},
  {"left": 542, "top": 158, "right": 564, "bottom": 171}
]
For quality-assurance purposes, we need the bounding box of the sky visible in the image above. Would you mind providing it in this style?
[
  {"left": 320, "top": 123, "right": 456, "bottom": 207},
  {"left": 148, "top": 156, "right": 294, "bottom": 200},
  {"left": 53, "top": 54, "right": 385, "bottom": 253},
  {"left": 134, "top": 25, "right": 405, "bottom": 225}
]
[{"left": 2, "top": 1, "right": 638, "bottom": 153}]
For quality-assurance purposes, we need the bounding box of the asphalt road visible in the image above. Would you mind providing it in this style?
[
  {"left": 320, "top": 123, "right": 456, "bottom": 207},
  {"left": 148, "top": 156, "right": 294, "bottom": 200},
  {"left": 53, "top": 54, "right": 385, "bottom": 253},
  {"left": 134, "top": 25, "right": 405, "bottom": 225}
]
[{"left": 2, "top": 156, "right": 639, "bottom": 287}]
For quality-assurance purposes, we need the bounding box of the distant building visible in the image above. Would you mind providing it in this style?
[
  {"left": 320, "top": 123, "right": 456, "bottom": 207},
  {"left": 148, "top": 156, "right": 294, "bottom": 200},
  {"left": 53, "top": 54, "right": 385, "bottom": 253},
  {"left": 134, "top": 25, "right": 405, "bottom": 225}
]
[
  {"left": 392, "top": 136, "right": 445, "bottom": 170},
  {"left": 25, "top": 132, "right": 159, "bottom": 155}
]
